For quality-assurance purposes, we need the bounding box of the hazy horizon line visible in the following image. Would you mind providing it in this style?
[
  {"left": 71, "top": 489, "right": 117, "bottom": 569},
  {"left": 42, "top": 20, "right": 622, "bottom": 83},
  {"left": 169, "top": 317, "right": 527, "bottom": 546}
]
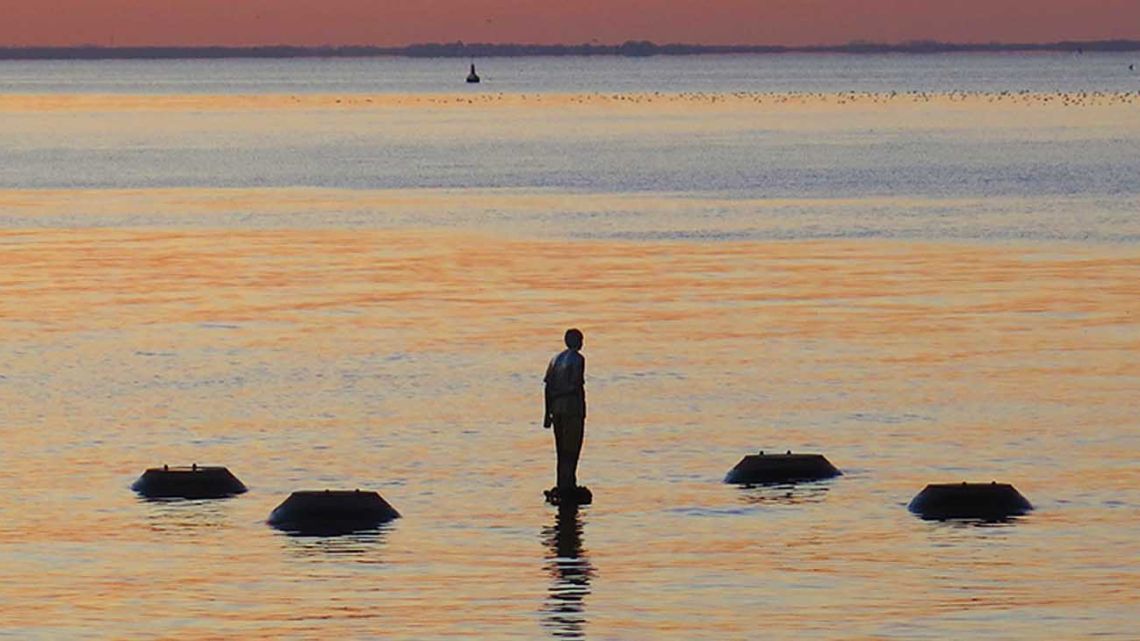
[{"left": 2, "top": 39, "right": 1139, "bottom": 60}]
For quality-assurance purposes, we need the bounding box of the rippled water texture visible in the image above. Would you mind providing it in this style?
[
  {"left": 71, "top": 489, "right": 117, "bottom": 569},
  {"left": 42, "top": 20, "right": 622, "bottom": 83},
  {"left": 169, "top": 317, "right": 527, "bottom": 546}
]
[{"left": 0, "top": 56, "right": 1138, "bottom": 639}]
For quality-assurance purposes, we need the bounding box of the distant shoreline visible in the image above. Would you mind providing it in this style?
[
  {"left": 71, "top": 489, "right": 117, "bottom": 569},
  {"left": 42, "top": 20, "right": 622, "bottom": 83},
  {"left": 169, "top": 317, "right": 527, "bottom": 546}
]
[{"left": 2, "top": 39, "right": 1139, "bottom": 60}]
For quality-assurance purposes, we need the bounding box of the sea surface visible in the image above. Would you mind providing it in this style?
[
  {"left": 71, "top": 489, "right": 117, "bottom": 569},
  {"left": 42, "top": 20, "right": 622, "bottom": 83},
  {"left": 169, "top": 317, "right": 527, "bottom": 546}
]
[{"left": 0, "top": 54, "right": 1137, "bottom": 640}]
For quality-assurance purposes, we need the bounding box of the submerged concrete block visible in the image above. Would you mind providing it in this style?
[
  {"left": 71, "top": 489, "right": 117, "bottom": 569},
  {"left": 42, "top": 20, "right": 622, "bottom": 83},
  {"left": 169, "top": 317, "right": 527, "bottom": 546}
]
[
  {"left": 724, "top": 451, "right": 841, "bottom": 485},
  {"left": 131, "top": 464, "right": 247, "bottom": 499},
  {"left": 908, "top": 482, "right": 1033, "bottom": 520},
  {"left": 268, "top": 490, "right": 400, "bottom": 535}
]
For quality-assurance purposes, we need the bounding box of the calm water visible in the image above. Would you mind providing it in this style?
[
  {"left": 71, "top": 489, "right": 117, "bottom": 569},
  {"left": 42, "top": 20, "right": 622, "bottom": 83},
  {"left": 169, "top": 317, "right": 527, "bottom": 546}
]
[
  {"left": 2, "top": 52, "right": 1139, "bottom": 94},
  {"left": 1, "top": 55, "right": 1138, "bottom": 639}
]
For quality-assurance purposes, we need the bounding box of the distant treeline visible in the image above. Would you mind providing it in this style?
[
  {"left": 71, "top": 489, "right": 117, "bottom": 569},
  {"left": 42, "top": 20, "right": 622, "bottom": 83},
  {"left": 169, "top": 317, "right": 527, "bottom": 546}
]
[{"left": 2, "top": 40, "right": 1139, "bottom": 60}]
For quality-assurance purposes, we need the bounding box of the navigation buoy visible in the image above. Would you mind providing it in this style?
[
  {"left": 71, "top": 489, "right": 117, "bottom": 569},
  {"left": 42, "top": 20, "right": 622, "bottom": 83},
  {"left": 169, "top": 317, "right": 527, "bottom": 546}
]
[
  {"left": 908, "top": 482, "right": 1032, "bottom": 520},
  {"left": 466, "top": 63, "right": 480, "bottom": 83},
  {"left": 268, "top": 490, "right": 400, "bottom": 535},
  {"left": 131, "top": 464, "right": 247, "bottom": 499},
  {"left": 724, "top": 451, "right": 841, "bottom": 484}
]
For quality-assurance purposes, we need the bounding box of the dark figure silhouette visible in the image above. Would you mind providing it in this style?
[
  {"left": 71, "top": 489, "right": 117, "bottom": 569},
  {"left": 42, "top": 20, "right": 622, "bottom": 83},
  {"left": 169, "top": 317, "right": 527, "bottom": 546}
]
[
  {"left": 544, "top": 329, "right": 586, "bottom": 498},
  {"left": 540, "top": 504, "right": 593, "bottom": 639}
]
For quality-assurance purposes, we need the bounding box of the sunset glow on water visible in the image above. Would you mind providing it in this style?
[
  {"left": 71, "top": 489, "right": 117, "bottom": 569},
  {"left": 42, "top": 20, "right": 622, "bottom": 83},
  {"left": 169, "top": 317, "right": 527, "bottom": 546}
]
[{"left": 1, "top": 56, "right": 1137, "bottom": 639}]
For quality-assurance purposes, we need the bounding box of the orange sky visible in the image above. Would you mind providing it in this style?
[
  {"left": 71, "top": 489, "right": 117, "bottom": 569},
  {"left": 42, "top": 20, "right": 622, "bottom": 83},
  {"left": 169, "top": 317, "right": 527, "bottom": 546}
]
[{"left": 2, "top": 1, "right": 1139, "bottom": 48}]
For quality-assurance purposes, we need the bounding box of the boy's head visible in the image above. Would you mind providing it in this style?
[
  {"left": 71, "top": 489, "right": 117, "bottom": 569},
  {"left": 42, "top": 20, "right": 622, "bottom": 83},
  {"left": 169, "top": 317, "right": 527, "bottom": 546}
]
[{"left": 564, "top": 328, "right": 583, "bottom": 350}]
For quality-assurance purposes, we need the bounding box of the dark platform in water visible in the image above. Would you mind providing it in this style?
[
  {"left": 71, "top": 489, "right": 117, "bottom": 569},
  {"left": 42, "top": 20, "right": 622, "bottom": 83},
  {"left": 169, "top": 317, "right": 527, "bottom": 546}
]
[
  {"left": 724, "top": 451, "right": 841, "bottom": 485},
  {"left": 268, "top": 490, "right": 400, "bottom": 535},
  {"left": 908, "top": 482, "right": 1032, "bottom": 520},
  {"left": 544, "top": 486, "right": 592, "bottom": 506},
  {"left": 131, "top": 464, "right": 247, "bottom": 499}
]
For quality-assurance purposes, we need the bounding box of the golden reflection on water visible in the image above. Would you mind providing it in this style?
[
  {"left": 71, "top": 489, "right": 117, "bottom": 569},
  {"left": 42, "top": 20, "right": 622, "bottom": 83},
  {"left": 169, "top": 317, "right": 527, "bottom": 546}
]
[
  {"left": 0, "top": 226, "right": 1137, "bottom": 638},
  {"left": 1, "top": 80, "right": 1137, "bottom": 638},
  {"left": 2, "top": 227, "right": 1135, "bottom": 356}
]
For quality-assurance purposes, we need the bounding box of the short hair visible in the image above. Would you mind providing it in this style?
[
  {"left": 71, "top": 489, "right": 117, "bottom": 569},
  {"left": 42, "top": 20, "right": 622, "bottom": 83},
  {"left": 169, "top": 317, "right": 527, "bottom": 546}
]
[{"left": 564, "top": 328, "right": 583, "bottom": 349}]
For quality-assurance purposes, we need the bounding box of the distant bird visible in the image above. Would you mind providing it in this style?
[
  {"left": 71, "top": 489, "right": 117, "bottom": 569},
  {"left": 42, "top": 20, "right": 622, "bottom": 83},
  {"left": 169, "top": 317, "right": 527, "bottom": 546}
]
[{"left": 466, "top": 62, "right": 480, "bottom": 83}]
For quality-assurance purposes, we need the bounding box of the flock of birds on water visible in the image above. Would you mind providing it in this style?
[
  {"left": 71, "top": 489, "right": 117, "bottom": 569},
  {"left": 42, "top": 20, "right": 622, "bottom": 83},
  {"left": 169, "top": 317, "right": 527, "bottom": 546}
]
[{"left": 297, "top": 89, "right": 1140, "bottom": 108}]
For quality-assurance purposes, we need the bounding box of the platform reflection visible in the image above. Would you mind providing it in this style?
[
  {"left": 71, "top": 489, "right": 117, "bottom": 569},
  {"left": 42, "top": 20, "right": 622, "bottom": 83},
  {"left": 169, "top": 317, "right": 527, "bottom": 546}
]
[{"left": 736, "top": 482, "right": 832, "bottom": 506}]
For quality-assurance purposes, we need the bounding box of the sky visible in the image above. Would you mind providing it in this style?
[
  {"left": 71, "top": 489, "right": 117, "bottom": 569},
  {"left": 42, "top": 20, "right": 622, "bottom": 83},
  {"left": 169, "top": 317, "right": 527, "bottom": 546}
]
[{"left": 3, "top": 0, "right": 1139, "bottom": 48}]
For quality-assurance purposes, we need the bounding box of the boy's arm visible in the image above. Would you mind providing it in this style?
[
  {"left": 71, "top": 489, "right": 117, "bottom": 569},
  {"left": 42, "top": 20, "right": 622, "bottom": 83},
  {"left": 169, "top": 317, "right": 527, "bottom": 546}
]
[
  {"left": 543, "top": 360, "right": 554, "bottom": 428},
  {"left": 543, "top": 385, "right": 553, "bottom": 428}
]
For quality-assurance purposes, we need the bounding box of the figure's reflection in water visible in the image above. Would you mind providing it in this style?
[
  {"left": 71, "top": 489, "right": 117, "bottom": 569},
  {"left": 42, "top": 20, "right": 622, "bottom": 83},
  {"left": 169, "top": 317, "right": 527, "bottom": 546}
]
[{"left": 541, "top": 504, "right": 595, "bottom": 639}]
